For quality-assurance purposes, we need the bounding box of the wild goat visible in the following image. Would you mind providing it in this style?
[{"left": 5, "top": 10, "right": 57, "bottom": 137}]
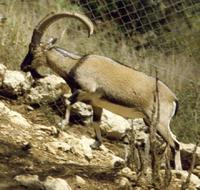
[{"left": 20, "top": 12, "right": 182, "bottom": 170}]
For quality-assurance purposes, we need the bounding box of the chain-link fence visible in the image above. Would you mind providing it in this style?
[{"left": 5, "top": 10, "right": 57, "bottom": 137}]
[
  {"left": 70, "top": 0, "right": 200, "bottom": 143},
  {"left": 71, "top": 0, "right": 200, "bottom": 56}
]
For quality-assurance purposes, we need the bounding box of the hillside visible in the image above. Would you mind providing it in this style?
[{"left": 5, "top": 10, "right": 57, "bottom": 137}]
[
  {"left": 0, "top": 1, "right": 200, "bottom": 189},
  {"left": 0, "top": 0, "right": 199, "bottom": 143},
  {"left": 0, "top": 64, "right": 200, "bottom": 189}
]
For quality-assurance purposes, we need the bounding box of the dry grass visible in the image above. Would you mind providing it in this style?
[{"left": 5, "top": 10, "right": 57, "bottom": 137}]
[{"left": 0, "top": 0, "right": 199, "bottom": 143}]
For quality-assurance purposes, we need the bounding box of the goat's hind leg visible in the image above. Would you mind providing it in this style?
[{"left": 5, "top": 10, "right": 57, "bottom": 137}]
[
  {"left": 156, "top": 122, "right": 182, "bottom": 170},
  {"left": 90, "top": 106, "right": 103, "bottom": 149}
]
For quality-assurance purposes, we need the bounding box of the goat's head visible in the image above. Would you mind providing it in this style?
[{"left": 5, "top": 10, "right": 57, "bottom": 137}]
[{"left": 20, "top": 12, "right": 94, "bottom": 79}]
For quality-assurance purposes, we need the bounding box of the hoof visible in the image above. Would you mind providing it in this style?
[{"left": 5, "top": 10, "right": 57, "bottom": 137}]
[{"left": 90, "top": 141, "right": 101, "bottom": 150}]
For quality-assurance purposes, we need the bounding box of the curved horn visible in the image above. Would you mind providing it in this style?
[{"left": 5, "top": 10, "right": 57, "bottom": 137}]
[{"left": 31, "top": 12, "right": 94, "bottom": 46}]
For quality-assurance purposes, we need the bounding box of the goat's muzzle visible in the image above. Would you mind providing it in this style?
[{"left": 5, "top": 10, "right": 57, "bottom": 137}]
[{"left": 20, "top": 49, "right": 33, "bottom": 72}]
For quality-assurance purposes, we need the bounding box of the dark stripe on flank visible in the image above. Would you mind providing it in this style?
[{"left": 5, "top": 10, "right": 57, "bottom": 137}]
[
  {"left": 64, "top": 55, "right": 90, "bottom": 92},
  {"left": 68, "top": 54, "right": 90, "bottom": 78}
]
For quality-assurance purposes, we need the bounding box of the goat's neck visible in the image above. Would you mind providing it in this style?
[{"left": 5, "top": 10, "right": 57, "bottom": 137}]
[{"left": 46, "top": 48, "right": 79, "bottom": 78}]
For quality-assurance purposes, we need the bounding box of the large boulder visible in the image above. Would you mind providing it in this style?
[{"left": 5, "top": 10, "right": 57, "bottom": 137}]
[
  {"left": 15, "top": 175, "right": 72, "bottom": 190},
  {"left": 25, "top": 75, "right": 68, "bottom": 104},
  {"left": 0, "top": 101, "right": 31, "bottom": 127},
  {"left": 100, "top": 109, "right": 131, "bottom": 140},
  {"left": 0, "top": 64, "right": 32, "bottom": 96}
]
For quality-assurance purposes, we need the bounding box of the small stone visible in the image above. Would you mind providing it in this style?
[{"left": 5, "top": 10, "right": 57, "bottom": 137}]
[
  {"left": 43, "top": 176, "right": 71, "bottom": 190},
  {"left": 76, "top": 175, "right": 86, "bottom": 186},
  {"left": 80, "top": 136, "right": 94, "bottom": 160},
  {"left": 110, "top": 155, "right": 125, "bottom": 169},
  {"left": 14, "top": 174, "right": 42, "bottom": 189},
  {"left": 71, "top": 102, "right": 93, "bottom": 124},
  {"left": 118, "top": 167, "right": 137, "bottom": 181},
  {"left": 46, "top": 144, "right": 57, "bottom": 155},
  {"left": 115, "top": 177, "right": 130, "bottom": 190},
  {"left": 46, "top": 141, "right": 71, "bottom": 152},
  {"left": 0, "top": 63, "right": 6, "bottom": 86},
  {"left": 27, "top": 105, "right": 34, "bottom": 111},
  {"left": 37, "top": 125, "right": 58, "bottom": 135},
  {"left": 21, "top": 142, "right": 32, "bottom": 151},
  {"left": 193, "top": 169, "right": 200, "bottom": 178}
]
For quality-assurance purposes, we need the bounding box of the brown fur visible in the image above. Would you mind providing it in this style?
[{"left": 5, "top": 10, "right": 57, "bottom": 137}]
[{"left": 21, "top": 12, "right": 182, "bottom": 170}]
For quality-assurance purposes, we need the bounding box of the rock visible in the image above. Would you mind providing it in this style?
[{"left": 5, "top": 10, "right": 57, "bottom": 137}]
[
  {"left": 115, "top": 177, "right": 131, "bottom": 190},
  {"left": 100, "top": 110, "right": 131, "bottom": 140},
  {"left": 63, "top": 102, "right": 146, "bottom": 141},
  {"left": 193, "top": 165, "right": 200, "bottom": 177},
  {"left": 25, "top": 74, "right": 68, "bottom": 104},
  {"left": 76, "top": 175, "right": 86, "bottom": 186},
  {"left": 14, "top": 174, "right": 42, "bottom": 189},
  {"left": 131, "top": 119, "right": 148, "bottom": 142},
  {"left": 0, "top": 63, "right": 6, "bottom": 86},
  {"left": 71, "top": 102, "right": 93, "bottom": 124},
  {"left": 171, "top": 170, "right": 200, "bottom": 189},
  {"left": 62, "top": 101, "right": 148, "bottom": 143},
  {"left": 59, "top": 131, "right": 125, "bottom": 167},
  {"left": 0, "top": 101, "right": 31, "bottom": 127},
  {"left": 54, "top": 130, "right": 127, "bottom": 169},
  {"left": 46, "top": 144, "right": 57, "bottom": 155},
  {"left": 15, "top": 175, "right": 71, "bottom": 190},
  {"left": 43, "top": 176, "right": 72, "bottom": 190},
  {"left": 181, "top": 143, "right": 200, "bottom": 169},
  {"left": 101, "top": 111, "right": 148, "bottom": 142},
  {"left": 36, "top": 125, "right": 59, "bottom": 135},
  {"left": 196, "top": 166, "right": 200, "bottom": 170},
  {"left": 2, "top": 70, "right": 32, "bottom": 95},
  {"left": 110, "top": 155, "right": 125, "bottom": 169},
  {"left": 46, "top": 141, "right": 72, "bottom": 154},
  {"left": 118, "top": 167, "right": 137, "bottom": 181},
  {"left": 80, "top": 136, "right": 94, "bottom": 160},
  {"left": 59, "top": 132, "right": 94, "bottom": 160}
]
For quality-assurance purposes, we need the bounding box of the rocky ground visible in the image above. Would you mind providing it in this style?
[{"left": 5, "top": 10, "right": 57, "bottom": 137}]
[{"left": 0, "top": 63, "right": 200, "bottom": 190}]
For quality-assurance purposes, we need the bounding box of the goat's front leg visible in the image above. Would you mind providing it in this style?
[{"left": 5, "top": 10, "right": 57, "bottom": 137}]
[
  {"left": 60, "top": 90, "right": 81, "bottom": 130},
  {"left": 65, "top": 89, "right": 104, "bottom": 149},
  {"left": 60, "top": 96, "right": 71, "bottom": 130},
  {"left": 61, "top": 89, "right": 96, "bottom": 129}
]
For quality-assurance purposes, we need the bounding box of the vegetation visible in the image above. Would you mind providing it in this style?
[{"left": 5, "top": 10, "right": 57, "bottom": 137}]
[{"left": 0, "top": 0, "right": 199, "bottom": 143}]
